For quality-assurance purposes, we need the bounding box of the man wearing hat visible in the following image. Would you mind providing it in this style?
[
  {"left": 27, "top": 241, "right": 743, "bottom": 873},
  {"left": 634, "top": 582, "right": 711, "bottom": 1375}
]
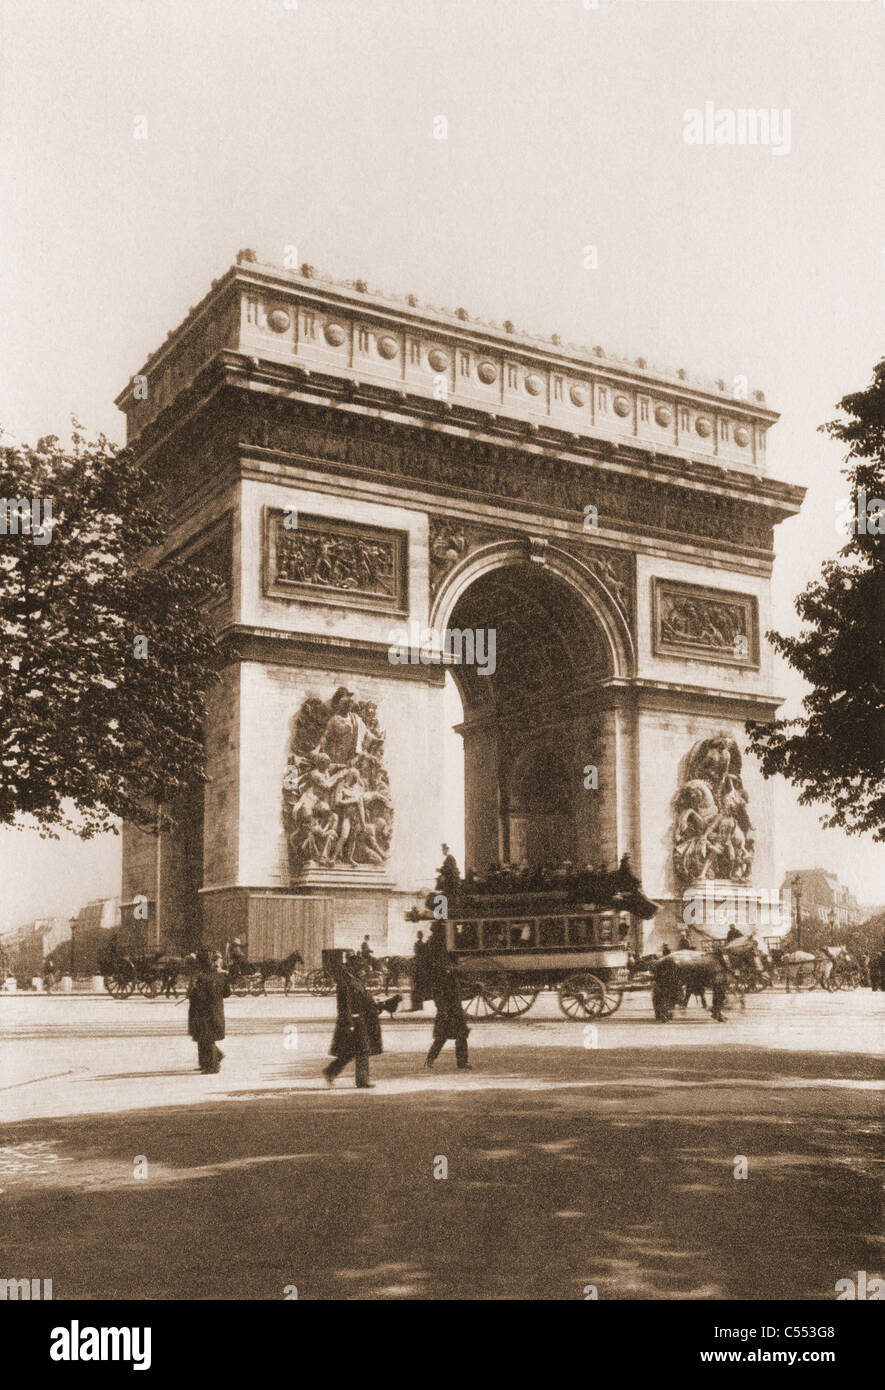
[
  {"left": 322, "top": 949, "right": 382, "bottom": 1089},
  {"left": 424, "top": 922, "right": 471, "bottom": 1071},
  {"left": 187, "top": 950, "right": 230, "bottom": 1074}
]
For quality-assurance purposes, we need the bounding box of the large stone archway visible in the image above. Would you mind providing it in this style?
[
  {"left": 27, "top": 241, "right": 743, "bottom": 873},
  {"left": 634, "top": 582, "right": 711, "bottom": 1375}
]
[
  {"left": 439, "top": 551, "right": 628, "bottom": 880},
  {"left": 115, "top": 256, "right": 804, "bottom": 960}
]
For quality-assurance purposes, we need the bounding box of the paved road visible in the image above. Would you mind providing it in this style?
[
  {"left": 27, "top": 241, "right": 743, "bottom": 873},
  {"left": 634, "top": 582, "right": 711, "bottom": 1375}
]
[{"left": 1, "top": 989, "right": 882, "bottom": 1299}]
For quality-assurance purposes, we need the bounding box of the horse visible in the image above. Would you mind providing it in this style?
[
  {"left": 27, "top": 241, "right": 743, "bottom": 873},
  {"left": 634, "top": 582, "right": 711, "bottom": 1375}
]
[
  {"left": 652, "top": 936, "right": 762, "bottom": 1022},
  {"left": 653, "top": 949, "right": 730, "bottom": 1022},
  {"left": 279, "top": 951, "right": 305, "bottom": 993}
]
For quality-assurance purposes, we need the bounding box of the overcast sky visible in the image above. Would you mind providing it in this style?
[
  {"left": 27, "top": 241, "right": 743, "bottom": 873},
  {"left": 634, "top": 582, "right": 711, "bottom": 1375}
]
[{"left": 1, "top": 0, "right": 883, "bottom": 928}]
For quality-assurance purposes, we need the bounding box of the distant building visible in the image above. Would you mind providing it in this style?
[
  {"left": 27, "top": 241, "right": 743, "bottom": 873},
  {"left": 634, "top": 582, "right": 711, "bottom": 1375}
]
[
  {"left": 69, "top": 898, "right": 121, "bottom": 975},
  {"left": 780, "top": 869, "right": 864, "bottom": 933},
  {"left": 1, "top": 900, "right": 120, "bottom": 980},
  {"left": 0, "top": 916, "right": 69, "bottom": 980}
]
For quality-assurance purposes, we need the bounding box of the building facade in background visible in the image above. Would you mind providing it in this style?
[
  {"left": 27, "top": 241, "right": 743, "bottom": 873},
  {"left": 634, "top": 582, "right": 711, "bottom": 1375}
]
[{"left": 781, "top": 868, "right": 866, "bottom": 932}]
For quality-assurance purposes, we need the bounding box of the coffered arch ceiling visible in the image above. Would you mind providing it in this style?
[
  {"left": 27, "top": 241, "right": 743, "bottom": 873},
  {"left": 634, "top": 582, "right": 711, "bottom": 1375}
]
[{"left": 447, "top": 562, "right": 612, "bottom": 720}]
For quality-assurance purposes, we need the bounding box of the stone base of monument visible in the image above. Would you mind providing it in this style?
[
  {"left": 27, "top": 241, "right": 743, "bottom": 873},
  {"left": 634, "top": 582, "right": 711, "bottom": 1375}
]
[
  {"left": 289, "top": 865, "right": 394, "bottom": 891},
  {"left": 678, "top": 880, "right": 790, "bottom": 937}
]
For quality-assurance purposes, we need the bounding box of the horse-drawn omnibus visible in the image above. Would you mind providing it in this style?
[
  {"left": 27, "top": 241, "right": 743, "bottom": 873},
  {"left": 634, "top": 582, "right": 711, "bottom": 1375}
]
[{"left": 443, "top": 891, "right": 653, "bottom": 1020}]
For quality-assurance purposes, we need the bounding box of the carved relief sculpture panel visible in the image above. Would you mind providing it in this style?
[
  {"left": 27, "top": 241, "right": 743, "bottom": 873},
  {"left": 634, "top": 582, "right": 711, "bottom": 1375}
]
[
  {"left": 283, "top": 688, "right": 393, "bottom": 874},
  {"left": 673, "top": 734, "right": 755, "bottom": 885},
  {"left": 652, "top": 578, "right": 758, "bottom": 666},
  {"left": 264, "top": 509, "right": 408, "bottom": 614}
]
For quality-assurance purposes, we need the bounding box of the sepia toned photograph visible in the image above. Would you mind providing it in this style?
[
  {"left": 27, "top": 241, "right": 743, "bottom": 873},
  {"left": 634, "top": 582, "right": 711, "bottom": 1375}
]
[{"left": 0, "top": 0, "right": 882, "bottom": 1354}]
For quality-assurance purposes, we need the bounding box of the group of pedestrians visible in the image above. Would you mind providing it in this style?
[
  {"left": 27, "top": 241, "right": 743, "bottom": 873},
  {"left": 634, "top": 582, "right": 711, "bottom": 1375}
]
[
  {"left": 322, "top": 923, "right": 470, "bottom": 1088},
  {"left": 185, "top": 925, "right": 471, "bottom": 1087}
]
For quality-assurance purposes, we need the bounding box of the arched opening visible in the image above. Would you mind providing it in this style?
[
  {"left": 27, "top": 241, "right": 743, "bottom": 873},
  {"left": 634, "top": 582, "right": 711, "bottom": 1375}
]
[
  {"left": 442, "top": 671, "right": 466, "bottom": 870},
  {"left": 444, "top": 560, "right": 616, "bottom": 877}
]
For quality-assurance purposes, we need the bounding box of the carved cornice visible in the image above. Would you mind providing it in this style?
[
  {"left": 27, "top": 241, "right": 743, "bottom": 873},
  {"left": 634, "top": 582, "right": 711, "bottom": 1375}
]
[
  {"left": 116, "top": 261, "right": 780, "bottom": 483},
  {"left": 233, "top": 392, "right": 783, "bottom": 555},
  {"left": 217, "top": 625, "right": 447, "bottom": 685}
]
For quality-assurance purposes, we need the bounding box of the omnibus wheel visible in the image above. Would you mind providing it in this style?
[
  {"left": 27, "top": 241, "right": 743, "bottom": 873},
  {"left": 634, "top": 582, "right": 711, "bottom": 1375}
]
[
  {"left": 558, "top": 971, "right": 606, "bottom": 1019},
  {"left": 599, "top": 983, "right": 624, "bottom": 1017},
  {"left": 459, "top": 976, "right": 498, "bottom": 1020},
  {"left": 485, "top": 975, "right": 539, "bottom": 1017}
]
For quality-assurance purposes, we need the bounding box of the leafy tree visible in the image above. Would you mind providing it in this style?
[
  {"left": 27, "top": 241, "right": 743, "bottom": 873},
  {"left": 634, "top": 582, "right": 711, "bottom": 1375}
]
[
  {"left": 747, "top": 361, "right": 885, "bottom": 840},
  {"left": 0, "top": 426, "right": 221, "bottom": 837}
]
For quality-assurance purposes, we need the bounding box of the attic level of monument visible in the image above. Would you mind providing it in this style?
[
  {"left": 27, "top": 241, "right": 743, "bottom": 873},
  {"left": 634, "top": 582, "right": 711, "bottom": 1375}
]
[{"left": 117, "top": 258, "right": 783, "bottom": 480}]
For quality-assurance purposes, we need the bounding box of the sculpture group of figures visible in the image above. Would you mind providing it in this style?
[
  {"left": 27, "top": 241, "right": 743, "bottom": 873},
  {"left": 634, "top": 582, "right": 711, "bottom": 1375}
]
[
  {"left": 673, "top": 734, "right": 755, "bottom": 884},
  {"left": 660, "top": 594, "right": 747, "bottom": 652},
  {"left": 276, "top": 529, "right": 395, "bottom": 596},
  {"left": 283, "top": 686, "right": 393, "bottom": 870}
]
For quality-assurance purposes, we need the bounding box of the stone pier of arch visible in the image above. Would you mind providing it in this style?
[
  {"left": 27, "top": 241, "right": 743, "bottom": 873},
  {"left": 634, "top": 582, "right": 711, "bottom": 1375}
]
[{"left": 115, "top": 257, "right": 804, "bottom": 963}]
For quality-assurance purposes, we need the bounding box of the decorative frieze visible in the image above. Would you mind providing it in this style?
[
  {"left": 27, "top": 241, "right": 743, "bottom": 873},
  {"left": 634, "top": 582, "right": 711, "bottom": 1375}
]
[
  {"left": 242, "top": 396, "right": 778, "bottom": 553},
  {"left": 119, "top": 262, "right": 780, "bottom": 478},
  {"left": 652, "top": 578, "right": 759, "bottom": 666},
  {"left": 263, "top": 508, "right": 408, "bottom": 613}
]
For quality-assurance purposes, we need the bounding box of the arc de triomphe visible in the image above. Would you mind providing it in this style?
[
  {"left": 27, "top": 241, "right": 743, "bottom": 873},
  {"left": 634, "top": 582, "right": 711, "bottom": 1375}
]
[{"left": 117, "top": 255, "right": 804, "bottom": 961}]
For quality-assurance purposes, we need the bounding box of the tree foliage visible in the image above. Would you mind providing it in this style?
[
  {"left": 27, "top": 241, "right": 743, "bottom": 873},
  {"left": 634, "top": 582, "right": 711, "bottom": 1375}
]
[
  {"left": 747, "top": 361, "right": 885, "bottom": 840},
  {"left": 0, "top": 426, "right": 221, "bottom": 837}
]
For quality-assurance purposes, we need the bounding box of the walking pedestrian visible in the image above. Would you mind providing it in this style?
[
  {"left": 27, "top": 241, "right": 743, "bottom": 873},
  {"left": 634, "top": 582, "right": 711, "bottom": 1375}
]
[
  {"left": 424, "top": 924, "right": 471, "bottom": 1071},
  {"left": 322, "top": 949, "right": 382, "bottom": 1089},
  {"left": 407, "top": 929, "right": 429, "bottom": 1011},
  {"left": 187, "top": 950, "right": 230, "bottom": 1074}
]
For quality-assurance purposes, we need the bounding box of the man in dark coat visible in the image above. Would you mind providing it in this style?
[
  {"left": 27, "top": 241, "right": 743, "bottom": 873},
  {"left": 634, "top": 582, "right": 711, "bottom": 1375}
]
[
  {"left": 188, "top": 951, "right": 230, "bottom": 1073},
  {"left": 436, "top": 843, "right": 461, "bottom": 901},
  {"left": 322, "top": 951, "right": 382, "bottom": 1089},
  {"left": 408, "top": 930, "right": 429, "bottom": 1011},
  {"left": 424, "top": 924, "right": 471, "bottom": 1070}
]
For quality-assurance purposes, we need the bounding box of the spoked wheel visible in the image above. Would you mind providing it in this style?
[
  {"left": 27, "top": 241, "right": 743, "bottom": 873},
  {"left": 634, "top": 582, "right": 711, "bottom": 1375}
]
[
  {"left": 558, "top": 971, "right": 607, "bottom": 1019},
  {"left": 599, "top": 982, "right": 625, "bottom": 1017},
  {"left": 249, "top": 974, "right": 265, "bottom": 996},
  {"left": 137, "top": 977, "right": 160, "bottom": 998},
  {"left": 108, "top": 975, "right": 135, "bottom": 999},
  {"left": 484, "top": 974, "right": 539, "bottom": 1017},
  {"left": 308, "top": 969, "right": 335, "bottom": 997},
  {"left": 363, "top": 971, "right": 386, "bottom": 996},
  {"left": 459, "top": 975, "right": 499, "bottom": 1020}
]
